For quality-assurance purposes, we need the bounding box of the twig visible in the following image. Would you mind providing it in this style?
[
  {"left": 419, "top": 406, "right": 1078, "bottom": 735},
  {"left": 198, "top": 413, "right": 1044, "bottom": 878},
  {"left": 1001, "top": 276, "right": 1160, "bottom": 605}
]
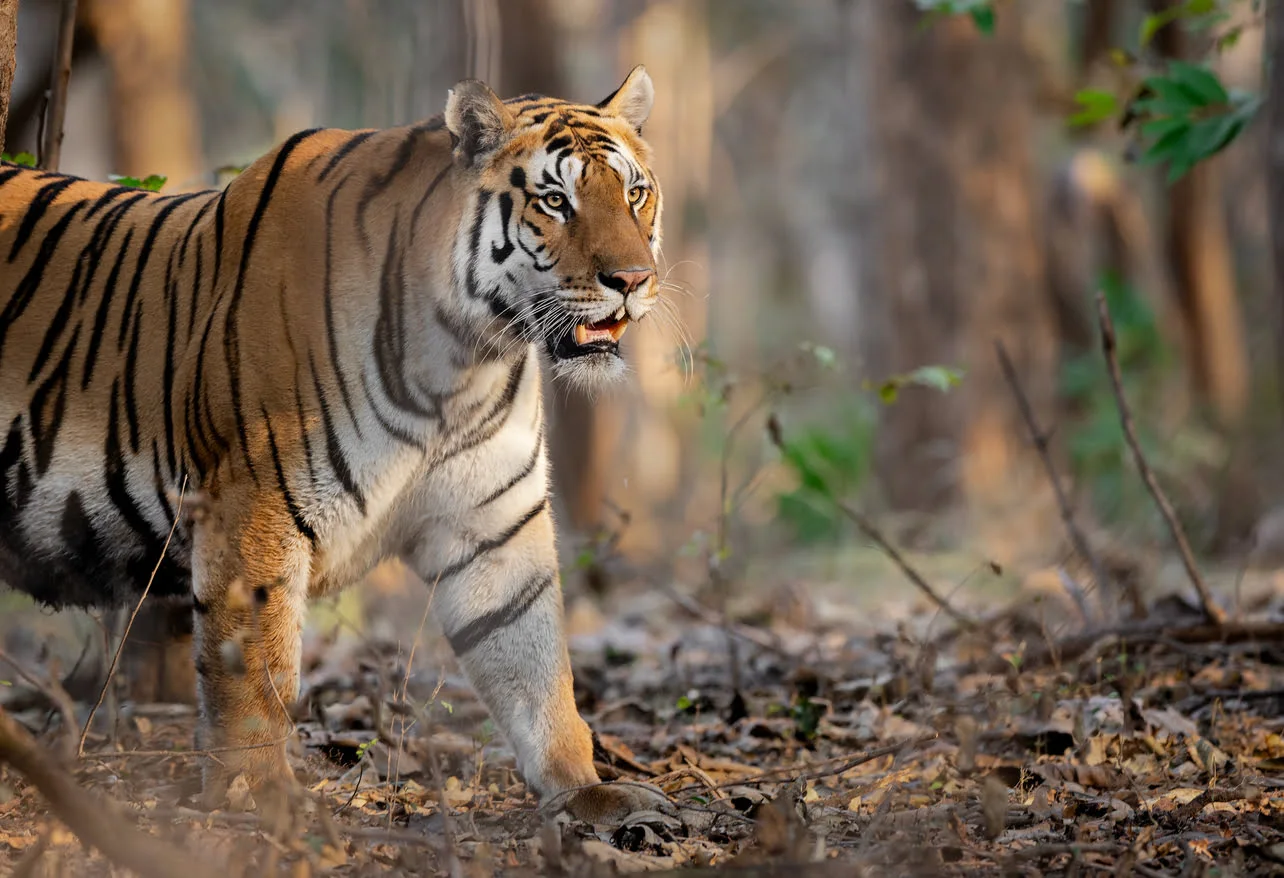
[
  {"left": 660, "top": 583, "right": 792, "bottom": 657},
  {"left": 79, "top": 476, "right": 188, "bottom": 757},
  {"left": 995, "top": 339, "right": 1114, "bottom": 616},
  {"left": 836, "top": 499, "right": 976, "bottom": 628},
  {"left": 0, "top": 705, "right": 219, "bottom": 878},
  {"left": 1095, "top": 291, "right": 1225, "bottom": 625},
  {"left": 39, "top": 0, "right": 77, "bottom": 171},
  {"left": 716, "top": 734, "right": 936, "bottom": 790},
  {"left": 766, "top": 415, "right": 976, "bottom": 629},
  {"left": 0, "top": 648, "right": 79, "bottom": 760}
]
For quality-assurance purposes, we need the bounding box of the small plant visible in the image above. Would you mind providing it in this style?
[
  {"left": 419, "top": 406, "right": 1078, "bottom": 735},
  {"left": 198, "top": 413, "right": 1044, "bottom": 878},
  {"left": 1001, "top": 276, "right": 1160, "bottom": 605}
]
[
  {"left": 108, "top": 173, "right": 168, "bottom": 192},
  {"left": 1, "top": 151, "right": 36, "bottom": 167}
]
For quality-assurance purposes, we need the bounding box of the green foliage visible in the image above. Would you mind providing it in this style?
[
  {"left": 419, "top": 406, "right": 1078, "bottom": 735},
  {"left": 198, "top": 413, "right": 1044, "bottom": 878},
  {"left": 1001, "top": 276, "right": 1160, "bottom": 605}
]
[
  {"left": 913, "top": 0, "right": 996, "bottom": 34},
  {"left": 870, "top": 364, "right": 964, "bottom": 405},
  {"left": 1069, "top": 89, "right": 1119, "bottom": 128},
  {"left": 1127, "top": 61, "right": 1260, "bottom": 183},
  {"left": 1, "top": 151, "right": 36, "bottom": 167},
  {"left": 109, "top": 173, "right": 169, "bottom": 192},
  {"left": 924, "top": 0, "right": 1261, "bottom": 184},
  {"left": 1059, "top": 273, "right": 1221, "bottom": 534},
  {"left": 775, "top": 405, "right": 876, "bottom": 545}
]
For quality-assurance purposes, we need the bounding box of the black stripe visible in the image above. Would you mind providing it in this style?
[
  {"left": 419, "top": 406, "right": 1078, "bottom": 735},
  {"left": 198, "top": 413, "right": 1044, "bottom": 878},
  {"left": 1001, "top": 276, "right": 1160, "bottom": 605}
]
[
  {"left": 116, "top": 194, "right": 200, "bottom": 350},
  {"left": 373, "top": 214, "right": 440, "bottom": 421},
  {"left": 491, "top": 193, "right": 515, "bottom": 263},
  {"left": 476, "top": 440, "right": 542, "bottom": 507},
  {"left": 29, "top": 325, "right": 79, "bottom": 475},
  {"left": 8, "top": 177, "right": 78, "bottom": 262},
  {"left": 309, "top": 352, "right": 366, "bottom": 515},
  {"left": 105, "top": 380, "right": 166, "bottom": 549},
  {"left": 151, "top": 441, "right": 176, "bottom": 524},
  {"left": 161, "top": 249, "right": 180, "bottom": 475},
  {"left": 360, "top": 368, "right": 426, "bottom": 450},
  {"left": 317, "top": 130, "right": 376, "bottom": 182},
  {"left": 120, "top": 299, "right": 145, "bottom": 452},
  {"left": 424, "top": 498, "right": 547, "bottom": 584},
  {"left": 322, "top": 175, "right": 364, "bottom": 438},
  {"left": 262, "top": 405, "right": 317, "bottom": 545},
  {"left": 431, "top": 356, "right": 528, "bottom": 466},
  {"left": 464, "top": 189, "right": 493, "bottom": 300},
  {"left": 225, "top": 128, "right": 324, "bottom": 477},
  {"left": 0, "top": 201, "right": 86, "bottom": 353},
  {"left": 447, "top": 571, "right": 555, "bottom": 655},
  {"left": 79, "top": 226, "right": 133, "bottom": 389}
]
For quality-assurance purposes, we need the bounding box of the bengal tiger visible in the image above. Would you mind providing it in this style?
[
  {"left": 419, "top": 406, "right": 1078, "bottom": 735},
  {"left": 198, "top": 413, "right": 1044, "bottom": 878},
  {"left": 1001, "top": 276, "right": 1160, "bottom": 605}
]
[{"left": 0, "top": 66, "right": 669, "bottom": 822}]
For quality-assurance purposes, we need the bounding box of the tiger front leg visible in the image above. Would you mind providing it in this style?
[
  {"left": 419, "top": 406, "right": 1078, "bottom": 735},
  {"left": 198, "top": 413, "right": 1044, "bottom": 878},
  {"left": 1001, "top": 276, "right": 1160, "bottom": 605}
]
[
  {"left": 191, "top": 510, "right": 311, "bottom": 810},
  {"left": 412, "top": 507, "right": 670, "bottom": 824}
]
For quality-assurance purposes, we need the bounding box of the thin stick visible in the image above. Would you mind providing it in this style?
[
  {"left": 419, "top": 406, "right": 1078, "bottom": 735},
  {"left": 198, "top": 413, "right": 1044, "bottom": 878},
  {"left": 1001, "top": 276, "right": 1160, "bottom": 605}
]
[
  {"left": 835, "top": 499, "right": 975, "bottom": 627},
  {"left": 39, "top": 0, "right": 77, "bottom": 170},
  {"left": 0, "top": 648, "right": 79, "bottom": 759},
  {"left": 1095, "top": 291, "right": 1225, "bottom": 625},
  {"left": 0, "top": 706, "right": 220, "bottom": 878},
  {"left": 79, "top": 476, "right": 188, "bottom": 756},
  {"left": 995, "top": 339, "right": 1114, "bottom": 615},
  {"left": 766, "top": 415, "right": 976, "bottom": 628}
]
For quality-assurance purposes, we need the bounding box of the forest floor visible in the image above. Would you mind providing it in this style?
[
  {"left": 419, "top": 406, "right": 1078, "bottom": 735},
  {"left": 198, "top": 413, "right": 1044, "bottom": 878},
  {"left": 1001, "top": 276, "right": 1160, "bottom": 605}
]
[{"left": 4, "top": 553, "right": 1284, "bottom": 877}]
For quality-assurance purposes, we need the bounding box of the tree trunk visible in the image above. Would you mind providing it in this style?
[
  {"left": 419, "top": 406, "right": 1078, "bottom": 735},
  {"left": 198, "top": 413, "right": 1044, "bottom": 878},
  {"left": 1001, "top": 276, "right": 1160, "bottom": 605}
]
[
  {"left": 864, "top": 4, "right": 1057, "bottom": 561},
  {"left": 0, "top": 0, "right": 16, "bottom": 154},
  {"left": 84, "top": 0, "right": 203, "bottom": 704},
  {"left": 85, "top": 0, "right": 201, "bottom": 186}
]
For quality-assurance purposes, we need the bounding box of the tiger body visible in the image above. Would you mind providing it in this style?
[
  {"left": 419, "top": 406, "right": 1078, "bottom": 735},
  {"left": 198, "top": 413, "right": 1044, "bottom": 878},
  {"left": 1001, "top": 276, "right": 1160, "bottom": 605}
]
[{"left": 0, "top": 68, "right": 664, "bottom": 820}]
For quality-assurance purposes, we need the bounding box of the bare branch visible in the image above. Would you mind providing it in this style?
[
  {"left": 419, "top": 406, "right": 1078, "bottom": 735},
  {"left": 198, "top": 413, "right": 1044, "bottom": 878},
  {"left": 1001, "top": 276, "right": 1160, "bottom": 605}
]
[
  {"left": 1095, "top": 291, "right": 1225, "bottom": 625},
  {"left": 80, "top": 477, "right": 188, "bottom": 756},
  {"left": 0, "top": 705, "right": 220, "bottom": 878},
  {"left": 995, "top": 339, "right": 1117, "bottom": 618},
  {"left": 39, "top": 0, "right": 77, "bottom": 170}
]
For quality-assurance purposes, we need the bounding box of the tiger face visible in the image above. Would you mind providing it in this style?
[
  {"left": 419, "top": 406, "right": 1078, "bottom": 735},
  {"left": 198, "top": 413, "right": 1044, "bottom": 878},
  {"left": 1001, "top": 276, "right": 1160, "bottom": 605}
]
[{"left": 446, "top": 66, "right": 662, "bottom": 388}]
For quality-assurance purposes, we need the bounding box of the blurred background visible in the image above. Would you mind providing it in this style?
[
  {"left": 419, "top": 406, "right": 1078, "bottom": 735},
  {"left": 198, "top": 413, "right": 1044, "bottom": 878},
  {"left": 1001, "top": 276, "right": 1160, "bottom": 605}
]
[{"left": 2, "top": 0, "right": 1280, "bottom": 630}]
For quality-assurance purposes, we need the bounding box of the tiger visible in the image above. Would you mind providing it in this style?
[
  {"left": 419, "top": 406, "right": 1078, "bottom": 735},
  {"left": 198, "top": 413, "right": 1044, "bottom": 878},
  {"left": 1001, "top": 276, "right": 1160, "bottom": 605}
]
[{"left": 0, "top": 66, "right": 669, "bottom": 822}]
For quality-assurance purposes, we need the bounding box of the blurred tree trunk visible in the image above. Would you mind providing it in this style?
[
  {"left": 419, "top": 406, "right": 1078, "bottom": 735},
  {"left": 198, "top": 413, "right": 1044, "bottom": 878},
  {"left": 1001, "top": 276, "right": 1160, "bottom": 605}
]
[
  {"left": 85, "top": 0, "right": 201, "bottom": 186},
  {"left": 1272, "top": 0, "right": 1284, "bottom": 422},
  {"left": 864, "top": 4, "right": 1056, "bottom": 560},
  {"left": 0, "top": 0, "right": 15, "bottom": 153},
  {"left": 85, "top": 0, "right": 203, "bottom": 704},
  {"left": 615, "top": 0, "right": 712, "bottom": 558},
  {"left": 1148, "top": 0, "right": 1255, "bottom": 548},
  {"left": 493, "top": 0, "right": 613, "bottom": 590}
]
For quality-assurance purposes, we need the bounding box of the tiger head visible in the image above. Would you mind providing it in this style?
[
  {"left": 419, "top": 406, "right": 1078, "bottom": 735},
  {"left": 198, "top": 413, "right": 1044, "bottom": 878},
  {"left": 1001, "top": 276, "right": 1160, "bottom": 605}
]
[{"left": 445, "top": 66, "right": 662, "bottom": 388}]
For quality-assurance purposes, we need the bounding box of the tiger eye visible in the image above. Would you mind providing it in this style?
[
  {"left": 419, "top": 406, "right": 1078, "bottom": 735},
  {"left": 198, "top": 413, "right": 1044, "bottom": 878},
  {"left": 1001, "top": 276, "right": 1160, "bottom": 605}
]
[
  {"left": 627, "top": 186, "right": 645, "bottom": 205},
  {"left": 542, "top": 192, "right": 565, "bottom": 209}
]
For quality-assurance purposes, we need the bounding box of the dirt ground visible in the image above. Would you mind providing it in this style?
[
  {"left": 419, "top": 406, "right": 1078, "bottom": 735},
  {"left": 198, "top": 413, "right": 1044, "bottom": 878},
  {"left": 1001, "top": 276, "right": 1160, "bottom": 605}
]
[{"left": 4, "top": 555, "right": 1284, "bottom": 877}]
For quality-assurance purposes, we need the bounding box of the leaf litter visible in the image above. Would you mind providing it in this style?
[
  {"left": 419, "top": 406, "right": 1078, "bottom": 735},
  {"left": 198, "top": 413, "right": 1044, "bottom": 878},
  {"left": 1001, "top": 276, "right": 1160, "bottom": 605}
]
[{"left": 4, "top": 567, "right": 1284, "bottom": 876}]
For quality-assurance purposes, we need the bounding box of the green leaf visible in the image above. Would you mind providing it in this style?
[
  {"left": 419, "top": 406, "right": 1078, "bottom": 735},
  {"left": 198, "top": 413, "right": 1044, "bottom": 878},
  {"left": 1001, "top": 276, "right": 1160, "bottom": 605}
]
[
  {"left": 1169, "top": 61, "right": 1228, "bottom": 106},
  {"left": 1069, "top": 89, "right": 1119, "bottom": 128},
  {"left": 1, "top": 151, "right": 37, "bottom": 167},
  {"left": 906, "top": 364, "right": 965, "bottom": 393},
  {"left": 968, "top": 6, "right": 995, "bottom": 34},
  {"left": 108, "top": 173, "right": 168, "bottom": 192}
]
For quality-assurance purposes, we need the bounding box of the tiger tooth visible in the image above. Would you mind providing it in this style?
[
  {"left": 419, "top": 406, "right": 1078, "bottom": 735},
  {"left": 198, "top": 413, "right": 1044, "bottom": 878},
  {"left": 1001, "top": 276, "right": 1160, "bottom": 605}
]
[
  {"left": 610, "top": 321, "right": 628, "bottom": 342},
  {"left": 575, "top": 324, "right": 589, "bottom": 345}
]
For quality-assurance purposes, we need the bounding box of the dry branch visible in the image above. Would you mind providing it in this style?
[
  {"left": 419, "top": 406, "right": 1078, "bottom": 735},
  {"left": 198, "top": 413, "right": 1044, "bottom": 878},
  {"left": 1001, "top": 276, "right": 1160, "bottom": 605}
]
[
  {"left": 80, "top": 477, "right": 187, "bottom": 756},
  {"left": 995, "top": 339, "right": 1117, "bottom": 616},
  {"left": 0, "top": 705, "right": 219, "bottom": 878},
  {"left": 1095, "top": 290, "right": 1225, "bottom": 625},
  {"left": 766, "top": 415, "right": 976, "bottom": 629},
  {"left": 39, "top": 0, "right": 76, "bottom": 170},
  {"left": 0, "top": 0, "right": 17, "bottom": 154}
]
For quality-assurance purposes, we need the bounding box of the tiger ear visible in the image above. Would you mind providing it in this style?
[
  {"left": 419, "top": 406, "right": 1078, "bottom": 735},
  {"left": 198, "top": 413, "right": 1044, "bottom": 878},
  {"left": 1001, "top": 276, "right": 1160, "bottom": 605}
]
[
  {"left": 445, "top": 79, "right": 515, "bottom": 167},
  {"left": 597, "top": 65, "right": 654, "bottom": 133}
]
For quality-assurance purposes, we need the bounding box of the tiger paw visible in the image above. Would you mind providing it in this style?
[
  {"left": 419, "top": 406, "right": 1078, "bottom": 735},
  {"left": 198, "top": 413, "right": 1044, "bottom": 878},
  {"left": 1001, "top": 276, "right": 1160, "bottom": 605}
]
[{"left": 562, "top": 781, "right": 675, "bottom": 825}]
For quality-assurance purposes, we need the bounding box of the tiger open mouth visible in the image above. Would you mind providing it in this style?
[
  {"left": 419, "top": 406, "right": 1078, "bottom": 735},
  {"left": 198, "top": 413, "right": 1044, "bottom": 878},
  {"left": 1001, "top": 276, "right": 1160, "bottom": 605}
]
[{"left": 554, "top": 315, "right": 630, "bottom": 359}]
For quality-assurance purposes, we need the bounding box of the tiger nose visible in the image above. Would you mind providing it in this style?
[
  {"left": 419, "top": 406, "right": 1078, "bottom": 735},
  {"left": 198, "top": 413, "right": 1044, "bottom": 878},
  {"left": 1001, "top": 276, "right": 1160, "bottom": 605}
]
[{"left": 598, "top": 268, "right": 654, "bottom": 294}]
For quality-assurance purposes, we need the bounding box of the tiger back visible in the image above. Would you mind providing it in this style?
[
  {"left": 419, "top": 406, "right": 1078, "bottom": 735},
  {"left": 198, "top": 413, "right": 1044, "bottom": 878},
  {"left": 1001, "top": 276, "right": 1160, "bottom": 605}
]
[{"left": 0, "top": 66, "right": 669, "bottom": 823}]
